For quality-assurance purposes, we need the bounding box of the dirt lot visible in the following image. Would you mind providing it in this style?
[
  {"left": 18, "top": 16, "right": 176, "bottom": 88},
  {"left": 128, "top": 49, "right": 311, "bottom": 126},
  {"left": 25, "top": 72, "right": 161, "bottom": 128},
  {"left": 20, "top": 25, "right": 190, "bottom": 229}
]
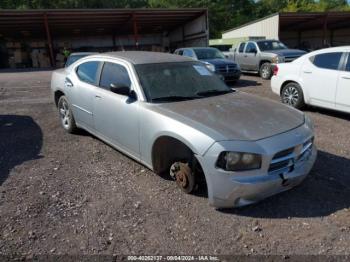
[{"left": 0, "top": 70, "right": 349, "bottom": 257}]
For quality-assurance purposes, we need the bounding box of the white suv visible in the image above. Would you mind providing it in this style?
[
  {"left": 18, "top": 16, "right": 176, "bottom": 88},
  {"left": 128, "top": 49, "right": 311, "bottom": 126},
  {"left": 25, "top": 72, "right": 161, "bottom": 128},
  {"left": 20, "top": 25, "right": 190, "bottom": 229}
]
[{"left": 271, "top": 46, "right": 350, "bottom": 113}]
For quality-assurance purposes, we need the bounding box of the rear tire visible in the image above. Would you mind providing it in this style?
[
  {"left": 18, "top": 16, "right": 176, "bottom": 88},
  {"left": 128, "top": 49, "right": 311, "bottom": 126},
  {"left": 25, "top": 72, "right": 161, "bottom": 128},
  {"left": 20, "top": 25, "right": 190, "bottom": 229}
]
[
  {"left": 281, "top": 82, "right": 305, "bottom": 109},
  {"left": 259, "top": 62, "right": 272, "bottom": 79},
  {"left": 57, "top": 96, "right": 78, "bottom": 133}
]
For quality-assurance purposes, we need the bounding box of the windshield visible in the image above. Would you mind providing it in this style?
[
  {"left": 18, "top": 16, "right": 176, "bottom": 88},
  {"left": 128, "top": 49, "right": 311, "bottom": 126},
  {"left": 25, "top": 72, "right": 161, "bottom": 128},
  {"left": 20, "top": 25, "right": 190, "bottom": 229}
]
[
  {"left": 65, "top": 54, "right": 89, "bottom": 67},
  {"left": 193, "top": 48, "right": 225, "bottom": 60},
  {"left": 135, "top": 62, "right": 232, "bottom": 103},
  {"left": 257, "top": 41, "right": 288, "bottom": 51}
]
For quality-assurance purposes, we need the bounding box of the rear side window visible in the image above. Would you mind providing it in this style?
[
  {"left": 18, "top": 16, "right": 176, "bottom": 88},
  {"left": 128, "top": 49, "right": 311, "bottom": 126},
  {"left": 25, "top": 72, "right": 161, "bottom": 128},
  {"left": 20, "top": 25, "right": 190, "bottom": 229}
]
[
  {"left": 177, "top": 50, "right": 184, "bottom": 56},
  {"left": 311, "top": 52, "right": 342, "bottom": 70},
  {"left": 238, "top": 43, "right": 245, "bottom": 53},
  {"left": 99, "top": 62, "right": 131, "bottom": 90},
  {"left": 76, "top": 61, "right": 100, "bottom": 84}
]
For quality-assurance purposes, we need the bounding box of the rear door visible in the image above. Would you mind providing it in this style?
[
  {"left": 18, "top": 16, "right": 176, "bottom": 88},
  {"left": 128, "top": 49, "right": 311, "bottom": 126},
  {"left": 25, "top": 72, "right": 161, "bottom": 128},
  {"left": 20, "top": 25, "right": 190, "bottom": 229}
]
[
  {"left": 301, "top": 51, "right": 342, "bottom": 109},
  {"left": 336, "top": 53, "right": 350, "bottom": 113},
  {"left": 69, "top": 61, "right": 101, "bottom": 129}
]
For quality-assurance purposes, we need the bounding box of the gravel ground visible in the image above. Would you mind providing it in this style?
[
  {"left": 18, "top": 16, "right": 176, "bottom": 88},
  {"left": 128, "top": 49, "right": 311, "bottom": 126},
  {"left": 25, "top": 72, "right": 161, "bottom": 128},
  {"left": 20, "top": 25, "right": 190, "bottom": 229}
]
[{"left": 0, "top": 70, "right": 349, "bottom": 257}]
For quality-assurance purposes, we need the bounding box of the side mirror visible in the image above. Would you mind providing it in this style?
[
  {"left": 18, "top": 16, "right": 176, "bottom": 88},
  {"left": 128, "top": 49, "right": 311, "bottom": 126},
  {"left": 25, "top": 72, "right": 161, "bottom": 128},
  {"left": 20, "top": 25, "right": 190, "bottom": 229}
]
[
  {"left": 110, "top": 83, "right": 130, "bottom": 96},
  {"left": 110, "top": 83, "right": 137, "bottom": 100}
]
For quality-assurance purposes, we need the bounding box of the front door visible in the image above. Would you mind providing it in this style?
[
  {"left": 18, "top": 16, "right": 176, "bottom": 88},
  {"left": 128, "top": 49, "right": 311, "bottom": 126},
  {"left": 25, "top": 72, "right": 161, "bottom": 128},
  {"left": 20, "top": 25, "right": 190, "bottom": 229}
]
[
  {"left": 241, "top": 42, "right": 258, "bottom": 71},
  {"left": 336, "top": 53, "right": 350, "bottom": 113},
  {"left": 93, "top": 61, "right": 140, "bottom": 158},
  {"left": 301, "top": 51, "right": 342, "bottom": 109}
]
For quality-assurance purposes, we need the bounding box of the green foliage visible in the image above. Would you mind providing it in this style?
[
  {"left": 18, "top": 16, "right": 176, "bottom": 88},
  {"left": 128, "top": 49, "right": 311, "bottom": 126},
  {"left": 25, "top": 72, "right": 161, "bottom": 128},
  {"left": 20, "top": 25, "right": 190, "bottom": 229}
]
[{"left": 0, "top": 0, "right": 349, "bottom": 37}]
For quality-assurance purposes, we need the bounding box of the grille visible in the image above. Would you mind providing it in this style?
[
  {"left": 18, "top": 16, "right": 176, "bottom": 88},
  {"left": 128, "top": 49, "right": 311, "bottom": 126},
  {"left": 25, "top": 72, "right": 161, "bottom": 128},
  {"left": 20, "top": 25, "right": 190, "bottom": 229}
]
[
  {"left": 268, "top": 147, "right": 295, "bottom": 173},
  {"left": 268, "top": 138, "right": 314, "bottom": 174},
  {"left": 216, "top": 64, "right": 237, "bottom": 73}
]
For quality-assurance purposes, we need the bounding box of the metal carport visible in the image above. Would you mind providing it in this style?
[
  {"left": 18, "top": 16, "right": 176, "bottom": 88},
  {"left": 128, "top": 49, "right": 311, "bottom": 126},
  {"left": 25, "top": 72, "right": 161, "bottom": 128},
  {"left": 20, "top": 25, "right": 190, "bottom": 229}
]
[{"left": 0, "top": 9, "right": 209, "bottom": 68}]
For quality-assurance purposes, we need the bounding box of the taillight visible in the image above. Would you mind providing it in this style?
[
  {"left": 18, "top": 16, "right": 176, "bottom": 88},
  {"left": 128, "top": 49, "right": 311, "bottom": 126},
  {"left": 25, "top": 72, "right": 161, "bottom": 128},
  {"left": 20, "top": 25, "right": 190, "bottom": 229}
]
[{"left": 273, "top": 65, "right": 279, "bottom": 76}]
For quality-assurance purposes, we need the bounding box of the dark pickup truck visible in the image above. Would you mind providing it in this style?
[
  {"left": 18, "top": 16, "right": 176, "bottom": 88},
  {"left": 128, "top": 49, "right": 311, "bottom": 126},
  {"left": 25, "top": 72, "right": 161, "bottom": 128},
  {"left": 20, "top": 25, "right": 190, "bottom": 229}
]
[{"left": 174, "top": 47, "right": 241, "bottom": 84}]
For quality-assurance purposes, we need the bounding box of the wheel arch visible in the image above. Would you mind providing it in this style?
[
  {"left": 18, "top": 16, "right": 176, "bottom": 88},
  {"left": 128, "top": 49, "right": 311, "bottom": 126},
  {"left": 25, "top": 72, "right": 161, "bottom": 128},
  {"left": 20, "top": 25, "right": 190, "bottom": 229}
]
[
  {"left": 280, "top": 79, "right": 309, "bottom": 103},
  {"left": 259, "top": 59, "right": 271, "bottom": 68},
  {"left": 54, "top": 90, "right": 65, "bottom": 107},
  {"left": 151, "top": 135, "right": 196, "bottom": 175}
]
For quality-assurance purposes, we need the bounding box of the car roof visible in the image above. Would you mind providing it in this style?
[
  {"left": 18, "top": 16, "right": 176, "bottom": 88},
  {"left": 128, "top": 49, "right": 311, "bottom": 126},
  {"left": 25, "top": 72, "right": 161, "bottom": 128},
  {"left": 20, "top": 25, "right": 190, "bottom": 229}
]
[
  {"left": 95, "top": 51, "right": 194, "bottom": 65},
  {"left": 254, "top": 39, "right": 279, "bottom": 43},
  {"left": 70, "top": 52, "right": 97, "bottom": 56},
  {"left": 177, "top": 47, "right": 217, "bottom": 50}
]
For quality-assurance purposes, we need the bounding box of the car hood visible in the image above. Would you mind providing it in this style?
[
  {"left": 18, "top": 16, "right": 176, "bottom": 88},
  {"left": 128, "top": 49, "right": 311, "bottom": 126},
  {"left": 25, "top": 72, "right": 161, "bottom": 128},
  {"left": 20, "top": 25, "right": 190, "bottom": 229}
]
[
  {"left": 266, "top": 49, "right": 306, "bottom": 57},
  {"left": 200, "top": 58, "right": 237, "bottom": 66},
  {"left": 152, "top": 92, "right": 304, "bottom": 141}
]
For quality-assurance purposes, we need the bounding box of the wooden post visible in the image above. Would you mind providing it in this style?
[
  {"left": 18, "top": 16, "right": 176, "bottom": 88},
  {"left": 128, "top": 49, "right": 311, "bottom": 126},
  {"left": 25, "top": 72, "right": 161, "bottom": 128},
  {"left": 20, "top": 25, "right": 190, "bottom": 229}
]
[
  {"left": 43, "top": 13, "right": 55, "bottom": 67},
  {"left": 132, "top": 14, "right": 139, "bottom": 49}
]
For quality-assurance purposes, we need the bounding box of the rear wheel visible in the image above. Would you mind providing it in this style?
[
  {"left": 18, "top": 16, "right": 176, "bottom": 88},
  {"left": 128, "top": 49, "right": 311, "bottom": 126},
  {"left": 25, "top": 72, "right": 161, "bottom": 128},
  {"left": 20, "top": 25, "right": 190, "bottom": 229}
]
[
  {"left": 259, "top": 62, "right": 272, "bottom": 79},
  {"left": 58, "top": 96, "right": 78, "bottom": 133},
  {"left": 281, "top": 82, "right": 305, "bottom": 109}
]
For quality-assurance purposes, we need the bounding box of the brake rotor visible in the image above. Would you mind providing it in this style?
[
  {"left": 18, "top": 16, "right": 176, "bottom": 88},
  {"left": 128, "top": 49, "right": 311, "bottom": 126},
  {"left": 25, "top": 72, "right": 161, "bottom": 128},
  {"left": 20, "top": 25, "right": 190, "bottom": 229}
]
[{"left": 170, "top": 162, "right": 195, "bottom": 193}]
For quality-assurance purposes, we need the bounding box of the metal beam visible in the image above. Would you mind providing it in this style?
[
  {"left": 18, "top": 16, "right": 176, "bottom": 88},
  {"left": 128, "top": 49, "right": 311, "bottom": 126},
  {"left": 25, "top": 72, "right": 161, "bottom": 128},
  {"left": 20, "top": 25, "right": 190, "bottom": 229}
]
[
  {"left": 132, "top": 13, "right": 139, "bottom": 48},
  {"left": 43, "top": 13, "right": 55, "bottom": 67}
]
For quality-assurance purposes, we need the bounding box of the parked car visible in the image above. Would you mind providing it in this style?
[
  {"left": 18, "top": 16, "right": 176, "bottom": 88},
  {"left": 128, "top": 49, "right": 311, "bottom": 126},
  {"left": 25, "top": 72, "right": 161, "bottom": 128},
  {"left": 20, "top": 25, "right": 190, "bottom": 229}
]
[
  {"left": 271, "top": 46, "right": 350, "bottom": 113},
  {"left": 51, "top": 51, "right": 317, "bottom": 208},
  {"left": 65, "top": 52, "right": 97, "bottom": 67},
  {"left": 233, "top": 40, "right": 306, "bottom": 79},
  {"left": 174, "top": 47, "right": 241, "bottom": 84}
]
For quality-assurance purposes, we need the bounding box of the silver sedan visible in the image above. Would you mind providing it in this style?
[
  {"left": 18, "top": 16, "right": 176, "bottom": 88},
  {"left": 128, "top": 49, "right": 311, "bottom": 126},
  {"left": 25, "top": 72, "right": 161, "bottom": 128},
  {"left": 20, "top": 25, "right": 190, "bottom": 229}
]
[{"left": 50, "top": 51, "right": 317, "bottom": 208}]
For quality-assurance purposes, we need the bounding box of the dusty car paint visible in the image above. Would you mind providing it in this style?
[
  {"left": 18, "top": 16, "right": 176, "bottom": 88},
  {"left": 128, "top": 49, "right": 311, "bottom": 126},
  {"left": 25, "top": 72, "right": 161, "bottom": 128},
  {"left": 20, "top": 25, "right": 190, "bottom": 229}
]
[{"left": 51, "top": 51, "right": 317, "bottom": 208}]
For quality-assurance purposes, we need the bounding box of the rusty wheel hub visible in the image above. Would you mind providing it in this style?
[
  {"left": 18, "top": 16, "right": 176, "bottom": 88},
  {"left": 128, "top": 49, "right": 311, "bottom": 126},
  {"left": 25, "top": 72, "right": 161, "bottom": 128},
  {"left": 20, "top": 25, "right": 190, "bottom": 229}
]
[{"left": 170, "top": 162, "right": 193, "bottom": 192}]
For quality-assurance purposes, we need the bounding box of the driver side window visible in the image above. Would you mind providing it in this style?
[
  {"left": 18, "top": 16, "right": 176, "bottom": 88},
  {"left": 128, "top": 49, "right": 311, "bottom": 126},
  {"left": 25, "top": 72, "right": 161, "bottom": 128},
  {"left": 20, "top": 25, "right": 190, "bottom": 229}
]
[
  {"left": 183, "top": 49, "right": 195, "bottom": 58},
  {"left": 245, "top": 42, "right": 257, "bottom": 53},
  {"left": 99, "top": 62, "right": 131, "bottom": 91}
]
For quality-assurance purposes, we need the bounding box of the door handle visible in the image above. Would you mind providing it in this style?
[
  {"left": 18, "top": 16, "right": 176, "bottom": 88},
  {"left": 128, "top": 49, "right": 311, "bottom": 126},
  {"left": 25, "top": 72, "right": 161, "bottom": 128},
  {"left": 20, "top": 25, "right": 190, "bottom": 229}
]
[
  {"left": 303, "top": 71, "right": 312, "bottom": 74},
  {"left": 95, "top": 95, "right": 102, "bottom": 98},
  {"left": 341, "top": 76, "right": 350, "bottom": 80}
]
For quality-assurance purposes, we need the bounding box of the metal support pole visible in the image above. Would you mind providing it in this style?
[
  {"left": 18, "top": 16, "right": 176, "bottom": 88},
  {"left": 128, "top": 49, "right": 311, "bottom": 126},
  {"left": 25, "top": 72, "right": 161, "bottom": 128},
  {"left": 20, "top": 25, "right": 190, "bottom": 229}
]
[
  {"left": 43, "top": 13, "right": 55, "bottom": 67},
  {"left": 323, "top": 13, "right": 329, "bottom": 47},
  {"left": 132, "top": 14, "right": 139, "bottom": 49}
]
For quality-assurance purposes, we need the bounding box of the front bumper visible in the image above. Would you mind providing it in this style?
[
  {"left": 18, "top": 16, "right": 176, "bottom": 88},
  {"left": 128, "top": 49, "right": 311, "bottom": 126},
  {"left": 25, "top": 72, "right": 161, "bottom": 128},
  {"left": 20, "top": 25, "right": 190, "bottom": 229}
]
[
  {"left": 216, "top": 70, "right": 241, "bottom": 82},
  {"left": 196, "top": 124, "right": 317, "bottom": 208}
]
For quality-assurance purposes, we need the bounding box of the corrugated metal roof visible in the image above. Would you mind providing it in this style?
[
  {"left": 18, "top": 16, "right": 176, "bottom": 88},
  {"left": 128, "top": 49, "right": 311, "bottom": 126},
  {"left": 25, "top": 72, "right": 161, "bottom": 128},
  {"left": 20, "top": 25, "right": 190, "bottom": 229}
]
[
  {"left": 223, "top": 11, "right": 350, "bottom": 34},
  {"left": 0, "top": 8, "right": 207, "bottom": 38}
]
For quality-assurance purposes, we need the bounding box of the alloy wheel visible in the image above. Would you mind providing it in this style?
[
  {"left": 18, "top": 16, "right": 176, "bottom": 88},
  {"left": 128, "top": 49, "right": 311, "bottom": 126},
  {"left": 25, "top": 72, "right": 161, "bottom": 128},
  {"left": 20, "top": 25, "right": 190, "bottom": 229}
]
[
  {"left": 59, "top": 100, "right": 71, "bottom": 129},
  {"left": 282, "top": 85, "right": 299, "bottom": 106}
]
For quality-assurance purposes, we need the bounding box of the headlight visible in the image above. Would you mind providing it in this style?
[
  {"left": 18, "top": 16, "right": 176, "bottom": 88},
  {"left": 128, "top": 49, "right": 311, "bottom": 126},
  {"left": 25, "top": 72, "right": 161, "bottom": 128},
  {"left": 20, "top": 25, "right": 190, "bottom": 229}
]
[
  {"left": 272, "top": 56, "right": 285, "bottom": 64},
  {"left": 304, "top": 114, "right": 314, "bottom": 131},
  {"left": 205, "top": 62, "right": 215, "bottom": 72},
  {"left": 216, "top": 152, "right": 262, "bottom": 171}
]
